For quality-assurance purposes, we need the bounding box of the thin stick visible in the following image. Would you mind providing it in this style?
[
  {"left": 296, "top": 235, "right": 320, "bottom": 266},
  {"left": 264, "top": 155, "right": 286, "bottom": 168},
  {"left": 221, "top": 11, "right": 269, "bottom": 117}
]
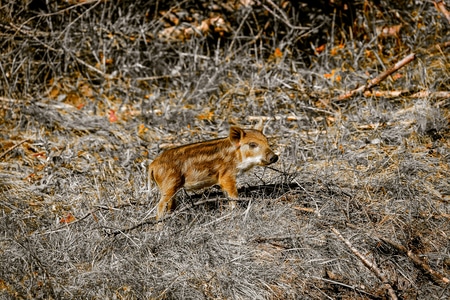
[
  {"left": 108, "top": 197, "right": 249, "bottom": 235},
  {"left": 227, "top": 8, "right": 252, "bottom": 55},
  {"left": 363, "top": 90, "right": 450, "bottom": 99},
  {"left": 434, "top": 1, "right": 450, "bottom": 24},
  {"left": 310, "top": 276, "right": 378, "bottom": 298},
  {"left": 247, "top": 115, "right": 304, "bottom": 122},
  {"left": 380, "top": 237, "right": 450, "bottom": 287},
  {"left": 136, "top": 74, "right": 183, "bottom": 81},
  {"left": 335, "top": 53, "right": 415, "bottom": 101},
  {"left": 331, "top": 227, "right": 398, "bottom": 300},
  {"left": 427, "top": 40, "right": 450, "bottom": 53},
  {"left": 0, "top": 139, "right": 28, "bottom": 160},
  {"left": 410, "top": 91, "right": 450, "bottom": 99},
  {"left": 259, "top": 0, "right": 309, "bottom": 31}
]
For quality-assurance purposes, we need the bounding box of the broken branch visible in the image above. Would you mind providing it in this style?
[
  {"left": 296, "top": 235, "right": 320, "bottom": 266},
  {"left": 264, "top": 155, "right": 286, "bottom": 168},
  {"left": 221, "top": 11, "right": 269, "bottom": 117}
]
[
  {"left": 336, "top": 53, "right": 415, "bottom": 101},
  {"left": 380, "top": 237, "right": 450, "bottom": 287},
  {"left": 434, "top": 1, "right": 450, "bottom": 24},
  {"left": 0, "top": 139, "right": 28, "bottom": 160},
  {"left": 331, "top": 227, "right": 398, "bottom": 300}
]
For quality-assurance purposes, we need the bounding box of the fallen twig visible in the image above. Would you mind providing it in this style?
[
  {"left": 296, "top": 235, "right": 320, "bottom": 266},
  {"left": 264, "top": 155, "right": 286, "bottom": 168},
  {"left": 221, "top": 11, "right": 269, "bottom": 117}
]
[
  {"left": 247, "top": 115, "right": 304, "bottom": 122},
  {"left": 409, "top": 91, "right": 450, "bottom": 99},
  {"left": 0, "top": 139, "right": 28, "bottom": 160},
  {"left": 353, "top": 120, "right": 416, "bottom": 130},
  {"left": 331, "top": 227, "right": 398, "bottom": 300},
  {"left": 136, "top": 74, "right": 184, "bottom": 81},
  {"left": 363, "top": 90, "right": 450, "bottom": 99},
  {"left": 291, "top": 206, "right": 317, "bottom": 214},
  {"left": 252, "top": 234, "right": 303, "bottom": 244},
  {"left": 427, "top": 40, "right": 450, "bottom": 53},
  {"left": 335, "top": 53, "right": 416, "bottom": 101},
  {"left": 310, "top": 276, "right": 378, "bottom": 298},
  {"left": 380, "top": 237, "right": 450, "bottom": 287},
  {"left": 363, "top": 90, "right": 407, "bottom": 98}
]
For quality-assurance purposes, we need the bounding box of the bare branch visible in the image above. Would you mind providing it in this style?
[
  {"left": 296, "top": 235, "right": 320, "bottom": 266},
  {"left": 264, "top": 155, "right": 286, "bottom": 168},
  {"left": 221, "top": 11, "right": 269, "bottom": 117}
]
[
  {"left": 257, "top": 0, "right": 309, "bottom": 30},
  {"left": 331, "top": 227, "right": 398, "bottom": 300},
  {"left": 434, "top": 1, "right": 450, "bottom": 24},
  {"left": 335, "top": 53, "right": 416, "bottom": 101}
]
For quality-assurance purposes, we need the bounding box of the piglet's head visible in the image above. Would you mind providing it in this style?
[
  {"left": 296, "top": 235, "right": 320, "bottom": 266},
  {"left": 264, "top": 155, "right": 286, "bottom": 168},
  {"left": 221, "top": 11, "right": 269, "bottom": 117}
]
[{"left": 230, "top": 126, "right": 278, "bottom": 172}]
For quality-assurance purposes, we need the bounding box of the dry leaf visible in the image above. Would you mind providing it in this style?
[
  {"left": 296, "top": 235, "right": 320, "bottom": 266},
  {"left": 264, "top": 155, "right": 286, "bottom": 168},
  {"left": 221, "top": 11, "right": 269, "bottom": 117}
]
[
  {"left": 197, "top": 110, "right": 214, "bottom": 121},
  {"left": 392, "top": 73, "right": 403, "bottom": 80},
  {"left": 376, "top": 24, "right": 402, "bottom": 38},
  {"left": 240, "top": 0, "right": 255, "bottom": 7},
  {"left": 48, "top": 85, "right": 60, "bottom": 99},
  {"left": 79, "top": 83, "right": 94, "bottom": 98},
  {"left": 109, "top": 109, "right": 118, "bottom": 123},
  {"left": 60, "top": 213, "right": 76, "bottom": 224},
  {"left": 138, "top": 124, "right": 148, "bottom": 136},
  {"left": 99, "top": 52, "right": 114, "bottom": 65},
  {"left": 65, "top": 92, "right": 84, "bottom": 109},
  {"left": 31, "top": 152, "right": 47, "bottom": 159},
  {"left": 324, "top": 69, "right": 336, "bottom": 79},
  {"left": 315, "top": 44, "right": 326, "bottom": 54},
  {"left": 273, "top": 47, "right": 283, "bottom": 58}
]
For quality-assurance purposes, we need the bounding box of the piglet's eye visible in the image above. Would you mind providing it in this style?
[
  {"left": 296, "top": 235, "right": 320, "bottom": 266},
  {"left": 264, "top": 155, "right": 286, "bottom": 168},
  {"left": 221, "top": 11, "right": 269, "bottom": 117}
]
[{"left": 249, "top": 142, "right": 258, "bottom": 149}]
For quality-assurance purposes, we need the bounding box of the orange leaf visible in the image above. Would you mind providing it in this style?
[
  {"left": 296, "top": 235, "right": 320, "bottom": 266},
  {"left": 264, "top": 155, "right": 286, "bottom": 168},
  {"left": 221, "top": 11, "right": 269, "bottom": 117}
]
[
  {"left": 365, "top": 50, "right": 375, "bottom": 59},
  {"left": 273, "top": 47, "right": 283, "bottom": 58},
  {"left": 31, "top": 152, "right": 47, "bottom": 159},
  {"left": 331, "top": 47, "right": 338, "bottom": 56},
  {"left": 315, "top": 44, "right": 326, "bottom": 54},
  {"left": 197, "top": 110, "right": 214, "bottom": 121},
  {"left": 392, "top": 73, "right": 403, "bottom": 80},
  {"left": 138, "top": 124, "right": 148, "bottom": 135},
  {"left": 99, "top": 52, "right": 114, "bottom": 65},
  {"left": 60, "top": 213, "right": 76, "bottom": 224},
  {"left": 324, "top": 69, "right": 336, "bottom": 79},
  {"left": 48, "top": 86, "right": 60, "bottom": 99},
  {"left": 109, "top": 109, "right": 118, "bottom": 123}
]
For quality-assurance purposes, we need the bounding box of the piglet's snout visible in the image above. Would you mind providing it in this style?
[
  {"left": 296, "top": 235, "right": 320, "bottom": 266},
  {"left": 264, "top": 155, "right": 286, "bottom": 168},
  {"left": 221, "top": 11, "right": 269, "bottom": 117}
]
[
  {"left": 265, "top": 150, "right": 278, "bottom": 165},
  {"left": 269, "top": 153, "right": 278, "bottom": 164}
]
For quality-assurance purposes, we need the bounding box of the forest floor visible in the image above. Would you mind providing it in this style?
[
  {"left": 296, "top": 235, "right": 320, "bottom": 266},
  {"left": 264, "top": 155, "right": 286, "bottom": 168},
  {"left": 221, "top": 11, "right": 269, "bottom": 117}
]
[{"left": 1, "top": 0, "right": 449, "bottom": 299}]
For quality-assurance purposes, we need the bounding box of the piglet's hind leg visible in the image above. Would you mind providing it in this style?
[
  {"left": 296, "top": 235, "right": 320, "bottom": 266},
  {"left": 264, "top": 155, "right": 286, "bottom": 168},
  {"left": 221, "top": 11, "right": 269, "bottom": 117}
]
[{"left": 219, "top": 174, "right": 239, "bottom": 209}]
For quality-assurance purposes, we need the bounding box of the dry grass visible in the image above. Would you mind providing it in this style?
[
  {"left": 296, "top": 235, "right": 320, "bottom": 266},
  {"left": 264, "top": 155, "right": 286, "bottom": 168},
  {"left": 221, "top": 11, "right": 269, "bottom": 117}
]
[{"left": 1, "top": 0, "right": 450, "bottom": 299}]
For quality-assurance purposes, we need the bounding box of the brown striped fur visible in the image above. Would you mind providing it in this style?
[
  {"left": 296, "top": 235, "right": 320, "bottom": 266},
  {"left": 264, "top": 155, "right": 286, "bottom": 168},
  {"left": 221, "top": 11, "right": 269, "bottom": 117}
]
[{"left": 149, "top": 126, "right": 278, "bottom": 220}]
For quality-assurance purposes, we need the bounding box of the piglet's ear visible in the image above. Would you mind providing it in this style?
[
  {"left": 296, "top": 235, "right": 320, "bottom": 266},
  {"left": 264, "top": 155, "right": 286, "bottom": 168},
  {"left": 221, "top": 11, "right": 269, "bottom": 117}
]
[{"left": 230, "top": 126, "right": 244, "bottom": 144}]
